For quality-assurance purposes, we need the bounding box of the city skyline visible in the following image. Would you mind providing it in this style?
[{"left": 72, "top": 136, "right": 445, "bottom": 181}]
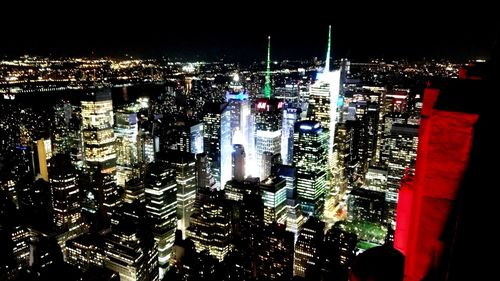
[{"left": 0, "top": 12, "right": 490, "bottom": 281}]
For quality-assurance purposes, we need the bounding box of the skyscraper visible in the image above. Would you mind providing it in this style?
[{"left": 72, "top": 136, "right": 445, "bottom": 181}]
[
  {"left": 203, "top": 102, "right": 229, "bottom": 189},
  {"left": 282, "top": 107, "right": 301, "bottom": 165},
  {"left": 232, "top": 144, "right": 245, "bottom": 181},
  {"left": 256, "top": 224, "right": 294, "bottom": 280},
  {"left": 254, "top": 98, "right": 283, "bottom": 180},
  {"left": 293, "top": 217, "right": 325, "bottom": 277},
  {"left": 145, "top": 163, "right": 177, "bottom": 278},
  {"left": 385, "top": 123, "right": 418, "bottom": 229},
  {"left": 308, "top": 26, "right": 342, "bottom": 174},
  {"left": 293, "top": 121, "right": 328, "bottom": 217},
  {"left": 52, "top": 101, "right": 73, "bottom": 155},
  {"left": 115, "top": 110, "right": 139, "bottom": 187},
  {"left": 186, "top": 188, "right": 233, "bottom": 261},
  {"left": 158, "top": 150, "right": 197, "bottom": 239},
  {"left": 49, "top": 155, "right": 83, "bottom": 232},
  {"left": 273, "top": 164, "right": 304, "bottom": 238},
  {"left": 195, "top": 153, "right": 216, "bottom": 190},
  {"left": 81, "top": 89, "right": 116, "bottom": 175},
  {"left": 225, "top": 73, "right": 254, "bottom": 176},
  {"left": 259, "top": 176, "right": 287, "bottom": 226}
]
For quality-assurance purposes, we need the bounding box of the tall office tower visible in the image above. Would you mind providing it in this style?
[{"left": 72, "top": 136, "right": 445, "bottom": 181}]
[
  {"left": 232, "top": 144, "right": 245, "bottom": 181},
  {"left": 293, "top": 217, "right": 325, "bottom": 278},
  {"left": 158, "top": 151, "right": 196, "bottom": 239},
  {"left": 332, "top": 123, "right": 350, "bottom": 191},
  {"left": 202, "top": 102, "right": 229, "bottom": 189},
  {"left": 274, "top": 164, "right": 304, "bottom": 238},
  {"left": 11, "top": 225, "right": 31, "bottom": 272},
  {"left": 195, "top": 153, "right": 216, "bottom": 190},
  {"left": 224, "top": 177, "right": 260, "bottom": 202},
  {"left": 137, "top": 131, "right": 153, "bottom": 164},
  {"left": 66, "top": 233, "right": 105, "bottom": 271},
  {"left": 282, "top": 107, "right": 301, "bottom": 165},
  {"left": 385, "top": 123, "right": 418, "bottom": 229},
  {"left": 347, "top": 188, "right": 386, "bottom": 223},
  {"left": 49, "top": 155, "right": 83, "bottom": 232},
  {"left": 220, "top": 107, "right": 232, "bottom": 188},
  {"left": 187, "top": 188, "right": 233, "bottom": 261},
  {"left": 81, "top": 89, "right": 116, "bottom": 175},
  {"left": 308, "top": 26, "right": 341, "bottom": 173},
  {"left": 256, "top": 224, "right": 294, "bottom": 280},
  {"left": 110, "top": 203, "right": 159, "bottom": 281},
  {"left": 145, "top": 163, "right": 177, "bottom": 279},
  {"left": 293, "top": 121, "right": 328, "bottom": 217},
  {"left": 254, "top": 98, "right": 283, "bottom": 180},
  {"left": 123, "top": 178, "right": 145, "bottom": 204},
  {"left": 225, "top": 73, "right": 254, "bottom": 176},
  {"left": 52, "top": 101, "right": 73, "bottom": 155},
  {"left": 115, "top": 110, "right": 139, "bottom": 187},
  {"left": 259, "top": 176, "right": 287, "bottom": 226},
  {"left": 103, "top": 231, "right": 149, "bottom": 281}
]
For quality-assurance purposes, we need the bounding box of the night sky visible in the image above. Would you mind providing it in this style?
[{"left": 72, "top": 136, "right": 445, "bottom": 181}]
[{"left": 1, "top": 3, "right": 498, "bottom": 61}]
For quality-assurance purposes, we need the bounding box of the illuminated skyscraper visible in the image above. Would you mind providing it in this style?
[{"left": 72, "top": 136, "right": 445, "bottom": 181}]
[
  {"left": 220, "top": 107, "right": 232, "bottom": 188},
  {"left": 232, "top": 144, "right": 245, "bottom": 181},
  {"left": 293, "top": 121, "right": 328, "bottom": 217},
  {"left": 115, "top": 110, "right": 139, "bottom": 187},
  {"left": 49, "top": 155, "right": 83, "bottom": 232},
  {"left": 282, "top": 107, "right": 301, "bottom": 165},
  {"left": 195, "top": 153, "right": 216, "bottom": 190},
  {"left": 259, "top": 176, "right": 287, "bottom": 225},
  {"left": 308, "top": 26, "right": 341, "bottom": 174},
  {"left": 256, "top": 224, "right": 294, "bottom": 280},
  {"left": 158, "top": 150, "right": 197, "bottom": 239},
  {"left": 81, "top": 89, "right": 116, "bottom": 175},
  {"left": 103, "top": 231, "right": 150, "bottom": 281},
  {"left": 385, "top": 124, "right": 418, "bottom": 229},
  {"left": 187, "top": 188, "right": 233, "bottom": 261},
  {"left": 145, "top": 163, "right": 177, "bottom": 278},
  {"left": 203, "top": 103, "right": 229, "bottom": 189},
  {"left": 52, "top": 101, "right": 73, "bottom": 155},
  {"left": 226, "top": 74, "right": 254, "bottom": 176},
  {"left": 274, "top": 164, "right": 304, "bottom": 238},
  {"left": 255, "top": 98, "right": 283, "bottom": 180},
  {"left": 293, "top": 217, "right": 325, "bottom": 277}
]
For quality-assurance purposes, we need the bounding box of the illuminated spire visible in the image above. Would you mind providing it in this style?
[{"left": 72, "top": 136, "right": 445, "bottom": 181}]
[
  {"left": 264, "top": 36, "right": 271, "bottom": 98},
  {"left": 324, "top": 25, "right": 331, "bottom": 73}
]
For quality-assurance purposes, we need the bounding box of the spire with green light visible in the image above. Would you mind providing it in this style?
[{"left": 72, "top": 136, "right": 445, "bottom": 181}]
[
  {"left": 264, "top": 36, "right": 271, "bottom": 98},
  {"left": 324, "top": 25, "right": 332, "bottom": 73}
]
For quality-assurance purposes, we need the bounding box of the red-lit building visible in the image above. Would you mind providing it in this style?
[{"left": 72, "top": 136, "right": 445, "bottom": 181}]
[{"left": 394, "top": 64, "right": 486, "bottom": 280}]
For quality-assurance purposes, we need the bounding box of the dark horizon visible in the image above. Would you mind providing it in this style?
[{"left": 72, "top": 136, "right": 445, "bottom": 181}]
[{"left": 1, "top": 5, "right": 499, "bottom": 61}]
